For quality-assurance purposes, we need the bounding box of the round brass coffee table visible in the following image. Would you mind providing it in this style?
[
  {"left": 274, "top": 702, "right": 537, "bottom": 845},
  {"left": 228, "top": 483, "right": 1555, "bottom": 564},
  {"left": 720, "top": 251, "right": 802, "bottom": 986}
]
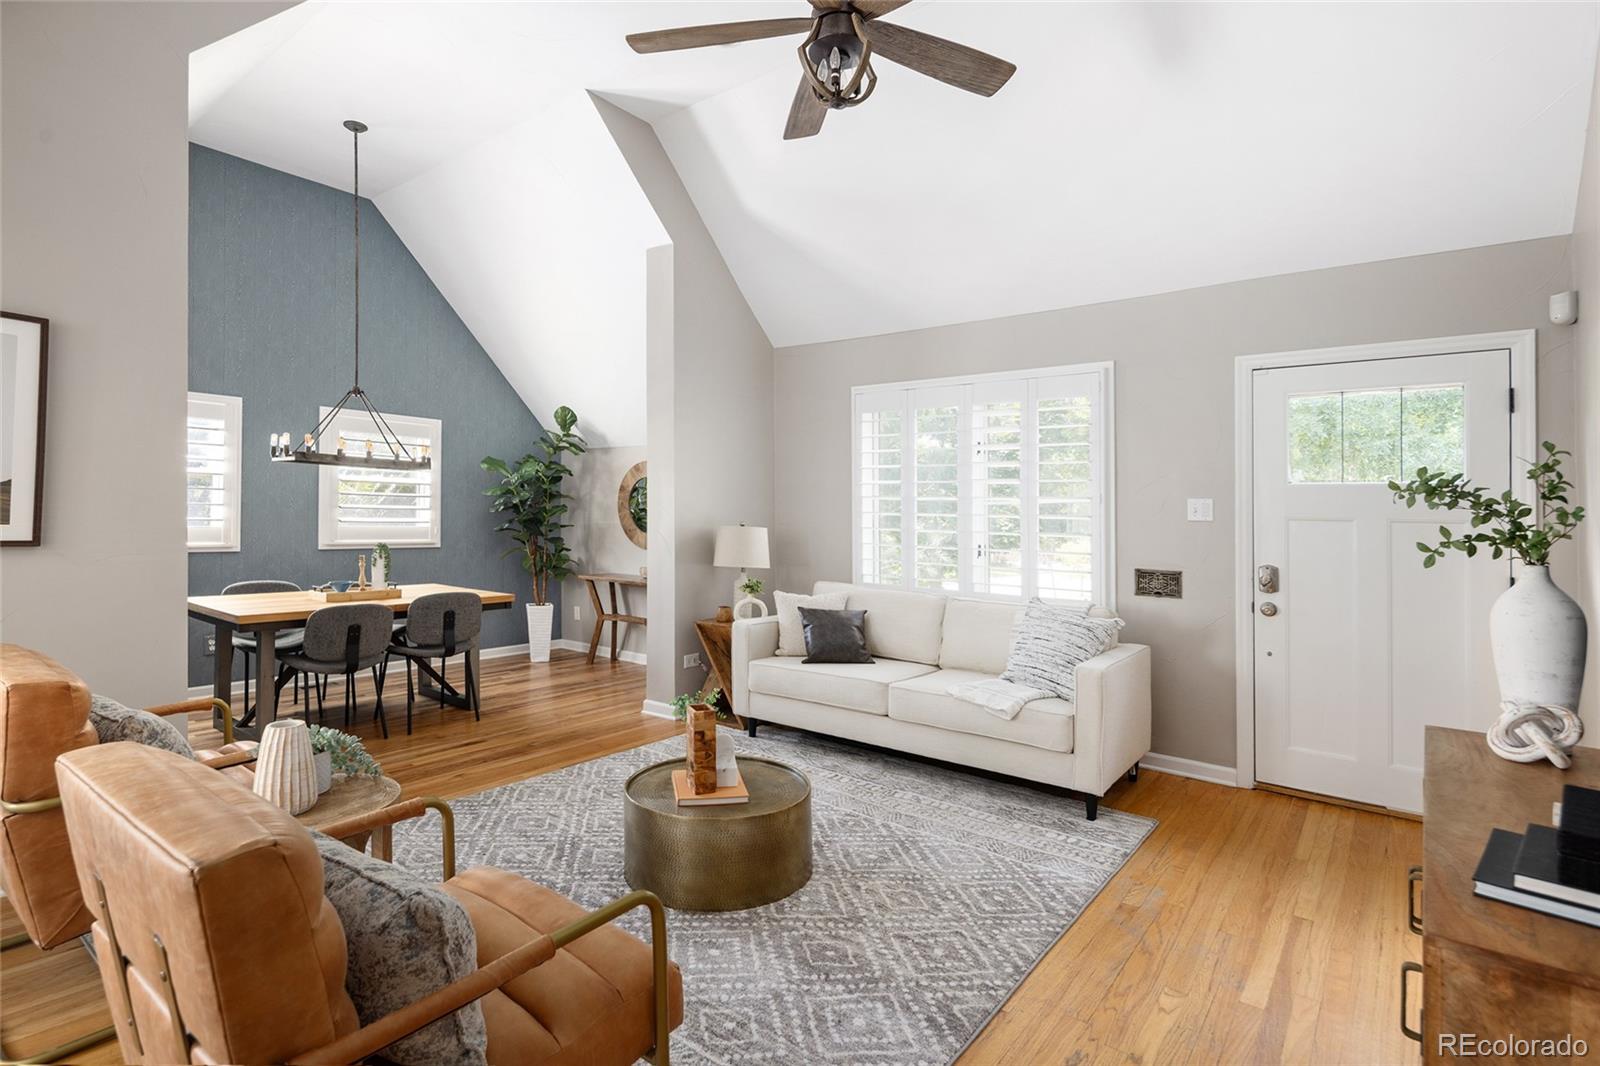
[{"left": 623, "top": 756, "right": 811, "bottom": 911}]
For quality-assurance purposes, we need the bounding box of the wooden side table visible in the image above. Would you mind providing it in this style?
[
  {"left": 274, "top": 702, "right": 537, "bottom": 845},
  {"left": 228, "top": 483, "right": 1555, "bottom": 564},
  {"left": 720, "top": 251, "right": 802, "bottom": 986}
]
[
  {"left": 694, "top": 618, "right": 743, "bottom": 725},
  {"left": 577, "top": 573, "right": 646, "bottom": 665},
  {"left": 298, "top": 773, "right": 402, "bottom": 857}
]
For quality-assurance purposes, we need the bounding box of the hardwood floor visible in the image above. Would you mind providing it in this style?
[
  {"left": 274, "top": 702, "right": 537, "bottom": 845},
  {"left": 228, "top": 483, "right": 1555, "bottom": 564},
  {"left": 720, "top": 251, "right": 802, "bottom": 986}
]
[{"left": 0, "top": 651, "right": 1421, "bottom": 1064}]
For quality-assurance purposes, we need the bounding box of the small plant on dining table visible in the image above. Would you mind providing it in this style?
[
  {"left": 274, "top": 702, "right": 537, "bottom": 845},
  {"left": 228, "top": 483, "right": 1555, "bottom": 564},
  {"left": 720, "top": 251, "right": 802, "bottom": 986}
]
[{"left": 307, "top": 724, "right": 384, "bottom": 778}]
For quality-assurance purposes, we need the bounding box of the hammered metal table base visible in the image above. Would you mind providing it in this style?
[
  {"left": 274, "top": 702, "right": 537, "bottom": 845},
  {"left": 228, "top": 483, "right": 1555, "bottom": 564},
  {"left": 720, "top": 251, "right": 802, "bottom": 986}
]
[{"left": 623, "top": 756, "right": 812, "bottom": 911}]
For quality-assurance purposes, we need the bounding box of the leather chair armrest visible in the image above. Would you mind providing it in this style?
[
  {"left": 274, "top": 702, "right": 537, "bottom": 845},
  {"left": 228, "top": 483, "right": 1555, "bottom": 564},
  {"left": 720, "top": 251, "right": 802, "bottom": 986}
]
[
  {"left": 146, "top": 697, "right": 236, "bottom": 746},
  {"left": 317, "top": 796, "right": 457, "bottom": 879},
  {"left": 291, "top": 890, "right": 672, "bottom": 1066}
]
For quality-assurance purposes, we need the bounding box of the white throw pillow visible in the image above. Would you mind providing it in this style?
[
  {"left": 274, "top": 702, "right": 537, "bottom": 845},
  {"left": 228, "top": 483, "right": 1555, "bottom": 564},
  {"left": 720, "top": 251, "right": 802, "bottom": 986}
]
[
  {"left": 1001, "top": 599, "right": 1125, "bottom": 703},
  {"left": 773, "top": 590, "right": 849, "bottom": 656}
]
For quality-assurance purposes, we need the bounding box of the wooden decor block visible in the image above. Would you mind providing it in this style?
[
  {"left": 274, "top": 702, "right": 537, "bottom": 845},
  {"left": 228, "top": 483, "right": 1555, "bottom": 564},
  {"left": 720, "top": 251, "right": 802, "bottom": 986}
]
[
  {"left": 315, "top": 586, "right": 402, "bottom": 603},
  {"left": 686, "top": 704, "right": 718, "bottom": 795}
]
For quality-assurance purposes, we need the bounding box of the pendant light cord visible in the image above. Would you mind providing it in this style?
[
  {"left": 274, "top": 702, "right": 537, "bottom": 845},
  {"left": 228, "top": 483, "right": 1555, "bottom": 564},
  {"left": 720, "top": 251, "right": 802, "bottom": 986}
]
[{"left": 352, "top": 122, "right": 361, "bottom": 391}]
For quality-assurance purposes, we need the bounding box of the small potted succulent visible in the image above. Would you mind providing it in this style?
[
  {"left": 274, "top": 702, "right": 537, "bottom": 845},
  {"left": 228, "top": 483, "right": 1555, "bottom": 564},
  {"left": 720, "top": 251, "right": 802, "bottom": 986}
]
[{"left": 306, "top": 724, "right": 384, "bottom": 794}]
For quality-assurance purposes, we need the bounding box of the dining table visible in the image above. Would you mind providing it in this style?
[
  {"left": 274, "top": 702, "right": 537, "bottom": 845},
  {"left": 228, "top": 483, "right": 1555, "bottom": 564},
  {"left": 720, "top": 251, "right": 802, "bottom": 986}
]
[{"left": 187, "top": 582, "right": 515, "bottom": 740}]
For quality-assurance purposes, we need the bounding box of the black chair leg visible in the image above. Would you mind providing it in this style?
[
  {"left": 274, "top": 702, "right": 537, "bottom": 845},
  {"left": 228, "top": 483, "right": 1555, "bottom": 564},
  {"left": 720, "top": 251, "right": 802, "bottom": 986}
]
[
  {"left": 313, "top": 673, "right": 325, "bottom": 723},
  {"left": 241, "top": 648, "right": 251, "bottom": 721},
  {"left": 439, "top": 659, "right": 447, "bottom": 709},
  {"left": 343, "top": 672, "right": 353, "bottom": 729},
  {"left": 406, "top": 659, "right": 415, "bottom": 735},
  {"left": 466, "top": 653, "right": 479, "bottom": 721}
]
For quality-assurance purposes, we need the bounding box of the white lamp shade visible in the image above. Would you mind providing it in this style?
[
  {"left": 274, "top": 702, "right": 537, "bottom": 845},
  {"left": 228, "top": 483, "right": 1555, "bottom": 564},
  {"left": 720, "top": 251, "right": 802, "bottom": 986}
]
[{"left": 714, "top": 525, "right": 770, "bottom": 569}]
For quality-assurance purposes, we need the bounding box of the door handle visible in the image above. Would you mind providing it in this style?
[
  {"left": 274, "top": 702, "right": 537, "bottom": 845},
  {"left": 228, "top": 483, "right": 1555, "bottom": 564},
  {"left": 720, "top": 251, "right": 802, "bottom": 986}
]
[
  {"left": 1257, "top": 564, "right": 1280, "bottom": 593},
  {"left": 1259, "top": 602, "right": 1278, "bottom": 617},
  {"left": 1398, "top": 962, "right": 1423, "bottom": 1043}
]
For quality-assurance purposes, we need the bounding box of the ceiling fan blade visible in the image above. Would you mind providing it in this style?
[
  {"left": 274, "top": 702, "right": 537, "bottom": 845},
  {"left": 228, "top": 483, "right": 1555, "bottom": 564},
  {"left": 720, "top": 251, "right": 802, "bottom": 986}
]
[
  {"left": 783, "top": 76, "right": 829, "bottom": 140},
  {"left": 864, "top": 19, "right": 1016, "bottom": 96},
  {"left": 627, "top": 17, "right": 814, "bottom": 54},
  {"left": 808, "top": 0, "right": 847, "bottom": 9},
  {"left": 852, "top": 0, "right": 912, "bottom": 18}
]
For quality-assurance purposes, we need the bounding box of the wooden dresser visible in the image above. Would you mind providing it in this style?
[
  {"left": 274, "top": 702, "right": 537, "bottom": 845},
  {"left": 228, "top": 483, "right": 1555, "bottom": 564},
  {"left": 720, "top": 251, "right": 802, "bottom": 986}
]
[{"left": 1416, "top": 727, "right": 1600, "bottom": 1062}]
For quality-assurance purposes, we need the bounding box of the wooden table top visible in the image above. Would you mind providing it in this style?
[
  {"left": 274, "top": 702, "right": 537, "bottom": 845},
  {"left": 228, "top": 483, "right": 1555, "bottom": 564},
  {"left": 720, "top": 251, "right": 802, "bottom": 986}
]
[
  {"left": 578, "top": 572, "right": 647, "bottom": 587},
  {"left": 297, "top": 774, "right": 402, "bottom": 831},
  {"left": 187, "top": 582, "right": 515, "bottom": 626},
  {"left": 1423, "top": 725, "right": 1600, "bottom": 975}
]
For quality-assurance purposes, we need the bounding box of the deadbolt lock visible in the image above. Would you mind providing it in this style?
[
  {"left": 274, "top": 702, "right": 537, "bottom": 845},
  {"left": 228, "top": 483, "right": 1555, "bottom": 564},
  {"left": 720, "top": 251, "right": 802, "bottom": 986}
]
[
  {"left": 1257, "top": 564, "right": 1280, "bottom": 594},
  {"left": 1259, "top": 601, "right": 1279, "bottom": 617}
]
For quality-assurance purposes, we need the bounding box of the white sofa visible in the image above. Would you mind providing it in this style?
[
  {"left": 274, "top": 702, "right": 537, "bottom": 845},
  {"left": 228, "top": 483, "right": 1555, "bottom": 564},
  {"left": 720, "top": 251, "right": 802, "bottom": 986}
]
[{"left": 732, "top": 581, "right": 1152, "bottom": 820}]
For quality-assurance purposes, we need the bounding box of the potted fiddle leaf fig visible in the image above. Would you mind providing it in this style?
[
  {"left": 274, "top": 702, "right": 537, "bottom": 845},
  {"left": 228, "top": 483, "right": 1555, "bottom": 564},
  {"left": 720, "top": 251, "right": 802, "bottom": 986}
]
[
  {"left": 1391, "top": 442, "right": 1587, "bottom": 709},
  {"left": 482, "top": 406, "right": 587, "bottom": 662}
]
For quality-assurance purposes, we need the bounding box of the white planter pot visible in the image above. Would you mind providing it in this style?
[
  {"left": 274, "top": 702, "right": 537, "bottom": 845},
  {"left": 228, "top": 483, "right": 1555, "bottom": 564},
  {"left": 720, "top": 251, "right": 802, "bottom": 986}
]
[
  {"left": 371, "top": 559, "right": 386, "bottom": 588},
  {"left": 314, "top": 750, "right": 333, "bottom": 794},
  {"left": 1490, "top": 564, "right": 1588, "bottom": 709},
  {"left": 527, "top": 602, "right": 554, "bottom": 663}
]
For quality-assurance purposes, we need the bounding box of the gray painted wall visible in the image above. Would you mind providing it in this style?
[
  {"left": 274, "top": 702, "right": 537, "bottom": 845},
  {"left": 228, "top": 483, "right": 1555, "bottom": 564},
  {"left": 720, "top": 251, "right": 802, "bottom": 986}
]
[
  {"left": 0, "top": 2, "right": 287, "bottom": 704},
  {"left": 1572, "top": 53, "right": 1600, "bottom": 743},
  {"left": 187, "top": 144, "right": 551, "bottom": 685},
  {"left": 773, "top": 236, "right": 1579, "bottom": 770}
]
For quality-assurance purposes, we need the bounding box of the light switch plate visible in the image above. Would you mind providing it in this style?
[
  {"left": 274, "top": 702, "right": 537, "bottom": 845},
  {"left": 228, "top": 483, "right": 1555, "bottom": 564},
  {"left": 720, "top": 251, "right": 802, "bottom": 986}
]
[
  {"left": 574, "top": 604, "right": 582, "bottom": 621},
  {"left": 683, "top": 652, "right": 703, "bottom": 669},
  {"left": 1187, "top": 498, "right": 1214, "bottom": 522}
]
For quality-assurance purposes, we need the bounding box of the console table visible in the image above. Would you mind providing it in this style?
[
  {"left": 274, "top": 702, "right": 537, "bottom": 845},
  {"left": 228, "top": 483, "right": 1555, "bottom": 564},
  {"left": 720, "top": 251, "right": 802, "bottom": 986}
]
[
  {"left": 1411, "top": 727, "right": 1600, "bottom": 1061},
  {"left": 577, "top": 573, "right": 645, "bottom": 665}
]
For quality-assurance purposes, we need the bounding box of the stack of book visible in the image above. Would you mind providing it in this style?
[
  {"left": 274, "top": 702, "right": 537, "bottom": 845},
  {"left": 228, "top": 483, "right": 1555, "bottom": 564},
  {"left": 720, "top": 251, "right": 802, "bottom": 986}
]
[
  {"left": 672, "top": 768, "right": 749, "bottom": 806},
  {"left": 1474, "top": 784, "right": 1600, "bottom": 928}
]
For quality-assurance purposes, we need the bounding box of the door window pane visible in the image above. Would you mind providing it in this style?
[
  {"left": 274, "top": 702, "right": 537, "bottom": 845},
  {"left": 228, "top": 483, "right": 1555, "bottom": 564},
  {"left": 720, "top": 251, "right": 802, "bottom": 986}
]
[{"left": 1288, "top": 385, "right": 1464, "bottom": 484}]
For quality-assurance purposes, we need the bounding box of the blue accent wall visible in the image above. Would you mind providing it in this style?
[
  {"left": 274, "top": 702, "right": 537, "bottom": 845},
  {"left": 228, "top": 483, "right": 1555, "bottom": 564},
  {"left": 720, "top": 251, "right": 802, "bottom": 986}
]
[{"left": 187, "top": 144, "right": 553, "bottom": 685}]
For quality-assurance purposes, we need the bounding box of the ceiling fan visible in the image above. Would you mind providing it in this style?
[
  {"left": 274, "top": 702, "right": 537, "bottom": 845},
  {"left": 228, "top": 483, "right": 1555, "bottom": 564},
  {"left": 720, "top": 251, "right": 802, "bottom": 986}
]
[{"left": 626, "top": 1, "right": 1017, "bottom": 139}]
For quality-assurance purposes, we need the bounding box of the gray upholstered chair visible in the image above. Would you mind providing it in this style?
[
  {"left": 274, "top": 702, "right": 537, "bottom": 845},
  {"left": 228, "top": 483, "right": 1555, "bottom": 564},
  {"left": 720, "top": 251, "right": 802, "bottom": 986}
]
[
  {"left": 279, "top": 603, "right": 394, "bottom": 738},
  {"left": 222, "top": 579, "right": 307, "bottom": 719},
  {"left": 390, "top": 592, "right": 483, "bottom": 734}
]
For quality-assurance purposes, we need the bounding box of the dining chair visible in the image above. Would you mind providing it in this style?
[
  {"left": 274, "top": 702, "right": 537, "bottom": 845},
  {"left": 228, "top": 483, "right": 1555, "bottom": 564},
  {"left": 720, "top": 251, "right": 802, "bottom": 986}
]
[
  {"left": 278, "top": 603, "right": 394, "bottom": 738},
  {"left": 221, "top": 579, "right": 306, "bottom": 717},
  {"left": 389, "top": 592, "right": 483, "bottom": 734}
]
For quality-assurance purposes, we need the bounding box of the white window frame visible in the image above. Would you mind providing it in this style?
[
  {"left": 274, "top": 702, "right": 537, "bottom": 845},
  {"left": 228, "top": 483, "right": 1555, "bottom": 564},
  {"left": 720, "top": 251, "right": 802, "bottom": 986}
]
[
  {"left": 851, "top": 362, "right": 1115, "bottom": 609},
  {"left": 186, "top": 391, "right": 243, "bottom": 553},
  {"left": 316, "top": 407, "right": 442, "bottom": 549}
]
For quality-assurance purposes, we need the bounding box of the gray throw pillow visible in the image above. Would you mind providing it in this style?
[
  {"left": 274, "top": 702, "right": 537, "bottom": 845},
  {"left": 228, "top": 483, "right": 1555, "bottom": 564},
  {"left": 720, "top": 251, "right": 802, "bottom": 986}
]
[
  {"left": 88, "top": 694, "right": 193, "bottom": 758},
  {"left": 799, "top": 607, "right": 873, "bottom": 664},
  {"left": 1001, "top": 600, "right": 1124, "bottom": 703},
  {"left": 312, "top": 831, "right": 487, "bottom": 1066}
]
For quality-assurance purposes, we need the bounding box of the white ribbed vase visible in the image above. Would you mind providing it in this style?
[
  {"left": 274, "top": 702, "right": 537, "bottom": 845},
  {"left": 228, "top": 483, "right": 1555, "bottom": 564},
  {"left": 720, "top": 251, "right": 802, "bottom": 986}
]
[
  {"left": 253, "top": 719, "right": 319, "bottom": 815},
  {"left": 1490, "top": 564, "right": 1588, "bottom": 709}
]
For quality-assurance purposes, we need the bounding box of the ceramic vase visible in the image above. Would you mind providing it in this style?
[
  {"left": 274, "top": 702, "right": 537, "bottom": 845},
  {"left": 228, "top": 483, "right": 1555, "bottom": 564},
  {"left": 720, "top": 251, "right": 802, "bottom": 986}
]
[
  {"left": 527, "top": 603, "right": 554, "bottom": 663},
  {"left": 371, "top": 558, "right": 387, "bottom": 588},
  {"left": 1490, "top": 564, "right": 1588, "bottom": 709},
  {"left": 253, "top": 719, "right": 318, "bottom": 814},
  {"left": 314, "top": 750, "right": 333, "bottom": 794},
  {"left": 686, "top": 704, "right": 718, "bottom": 794}
]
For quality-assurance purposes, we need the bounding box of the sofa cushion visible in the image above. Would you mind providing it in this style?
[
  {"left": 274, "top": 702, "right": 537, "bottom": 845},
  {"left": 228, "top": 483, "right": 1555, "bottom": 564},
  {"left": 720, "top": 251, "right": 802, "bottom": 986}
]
[
  {"left": 773, "top": 590, "right": 849, "bottom": 656},
  {"left": 813, "top": 582, "right": 947, "bottom": 665},
  {"left": 89, "top": 694, "right": 193, "bottom": 758},
  {"left": 799, "top": 607, "right": 873, "bottom": 664},
  {"left": 939, "top": 600, "right": 1024, "bottom": 674},
  {"left": 1002, "top": 600, "right": 1125, "bottom": 702},
  {"left": 748, "top": 656, "right": 938, "bottom": 716},
  {"left": 887, "top": 669, "right": 1075, "bottom": 753}
]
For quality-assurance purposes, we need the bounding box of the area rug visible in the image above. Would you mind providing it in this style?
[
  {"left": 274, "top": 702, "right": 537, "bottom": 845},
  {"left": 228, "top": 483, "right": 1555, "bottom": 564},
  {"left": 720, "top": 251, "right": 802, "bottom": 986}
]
[{"left": 392, "top": 728, "right": 1155, "bottom": 1066}]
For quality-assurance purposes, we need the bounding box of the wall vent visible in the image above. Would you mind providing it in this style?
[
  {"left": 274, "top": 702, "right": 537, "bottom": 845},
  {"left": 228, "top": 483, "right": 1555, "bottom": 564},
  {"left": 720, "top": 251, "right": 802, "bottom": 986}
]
[{"left": 1134, "top": 569, "right": 1183, "bottom": 598}]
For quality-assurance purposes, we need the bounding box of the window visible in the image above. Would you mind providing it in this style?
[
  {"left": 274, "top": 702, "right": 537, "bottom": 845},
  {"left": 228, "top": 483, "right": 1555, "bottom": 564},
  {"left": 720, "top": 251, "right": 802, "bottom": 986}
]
[
  {"left": 317, "top": 407, "right": 440, "bottom": 548},
  {"left": 186, "top": 392, "right": 242, "bottom": 552},
  {"left": 1287, "top": 385, "right": 1464, "bottom": 484},
  {"left": 852, "top": 364, "right": 1113, "bottom": 607}
]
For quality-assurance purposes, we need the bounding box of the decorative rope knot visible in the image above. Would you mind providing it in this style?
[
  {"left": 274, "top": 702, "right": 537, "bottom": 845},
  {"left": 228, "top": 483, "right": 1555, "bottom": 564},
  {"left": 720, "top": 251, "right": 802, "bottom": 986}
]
[{"left": 1486, "top": 701, "right": 1585, "bottom": 768}]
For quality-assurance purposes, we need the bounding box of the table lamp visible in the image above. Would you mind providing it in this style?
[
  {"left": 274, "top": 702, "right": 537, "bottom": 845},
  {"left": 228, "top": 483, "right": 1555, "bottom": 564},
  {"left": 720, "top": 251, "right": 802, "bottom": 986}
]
[{"left": 714, "top": 524, "right": 770, "bottom": 619}]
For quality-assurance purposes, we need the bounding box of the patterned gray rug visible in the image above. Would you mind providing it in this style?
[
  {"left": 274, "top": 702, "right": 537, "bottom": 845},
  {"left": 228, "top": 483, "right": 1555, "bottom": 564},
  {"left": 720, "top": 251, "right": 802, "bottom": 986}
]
[{"left": 392, "top": 728, "right": 1155, "bottom": 1066}]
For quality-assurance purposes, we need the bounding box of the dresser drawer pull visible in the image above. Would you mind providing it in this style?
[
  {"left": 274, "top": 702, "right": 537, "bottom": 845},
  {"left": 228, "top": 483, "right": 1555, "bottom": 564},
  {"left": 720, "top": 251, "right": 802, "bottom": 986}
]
[
  {"left": 1407, "top": 865, "right": 1423, "bottom": 935},
  {"left": 1399, "top": 961, "right": 1423, "bottom": 1042}
]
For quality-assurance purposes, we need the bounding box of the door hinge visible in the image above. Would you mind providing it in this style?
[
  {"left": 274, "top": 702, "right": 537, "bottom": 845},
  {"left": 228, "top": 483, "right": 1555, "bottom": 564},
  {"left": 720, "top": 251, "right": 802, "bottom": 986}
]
[{"left": 1508, "top": 386, "right": 1516, "bottom": 413}]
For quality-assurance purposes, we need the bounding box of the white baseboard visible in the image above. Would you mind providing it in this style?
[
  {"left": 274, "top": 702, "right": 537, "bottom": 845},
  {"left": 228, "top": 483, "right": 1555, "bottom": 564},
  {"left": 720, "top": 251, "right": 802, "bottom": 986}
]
[
  {"left": 1140, "top": 752, "right": 1239, "bottom": 787},
  {"left": 185, "top": 641, "right": 539, "bottom": 700},
  {"left": 641, "top": 699, "right": 676, "bottom": 719},
  {"left": 551, "top": 638, "right": 646, "bottom": 665}
]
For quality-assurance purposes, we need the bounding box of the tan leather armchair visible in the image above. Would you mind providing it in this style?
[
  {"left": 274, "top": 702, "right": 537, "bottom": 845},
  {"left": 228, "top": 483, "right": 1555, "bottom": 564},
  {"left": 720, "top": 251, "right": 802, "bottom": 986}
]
[
  {"left": 55, "top": 742, "right": 683, "bottom": 1065},
  {"left": 0, "top": 643, "right": 250, "bottom": 1063}
]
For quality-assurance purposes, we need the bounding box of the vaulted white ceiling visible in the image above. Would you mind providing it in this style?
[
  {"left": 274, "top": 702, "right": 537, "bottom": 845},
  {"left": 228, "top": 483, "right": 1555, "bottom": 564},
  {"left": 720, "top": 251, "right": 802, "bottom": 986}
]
[{"left": 192, "top": 1, "right": 1600, "bottom": 416}]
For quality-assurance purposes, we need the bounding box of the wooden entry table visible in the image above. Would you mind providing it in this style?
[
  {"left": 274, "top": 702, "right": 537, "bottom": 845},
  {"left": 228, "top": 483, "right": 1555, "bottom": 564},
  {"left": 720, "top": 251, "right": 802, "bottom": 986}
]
[
  {"left": 578, "top": 573, "right": 646, "bottom": 664},
  {"left": 187, "top": 582, "right": 514, "bottom": 740}
]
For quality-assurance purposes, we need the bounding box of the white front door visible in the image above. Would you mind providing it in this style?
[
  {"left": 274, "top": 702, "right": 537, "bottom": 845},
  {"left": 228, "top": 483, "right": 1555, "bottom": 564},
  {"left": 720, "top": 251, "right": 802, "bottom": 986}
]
[{"left": 1252, "top": 348, "right": 1514, "bottom": 812}]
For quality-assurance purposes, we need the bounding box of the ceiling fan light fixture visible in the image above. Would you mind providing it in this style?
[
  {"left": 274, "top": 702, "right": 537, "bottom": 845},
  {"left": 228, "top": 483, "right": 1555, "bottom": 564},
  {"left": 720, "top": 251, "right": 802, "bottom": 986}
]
[{"left": 798, "top": 12, "right": 875, "bottom": 108}]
